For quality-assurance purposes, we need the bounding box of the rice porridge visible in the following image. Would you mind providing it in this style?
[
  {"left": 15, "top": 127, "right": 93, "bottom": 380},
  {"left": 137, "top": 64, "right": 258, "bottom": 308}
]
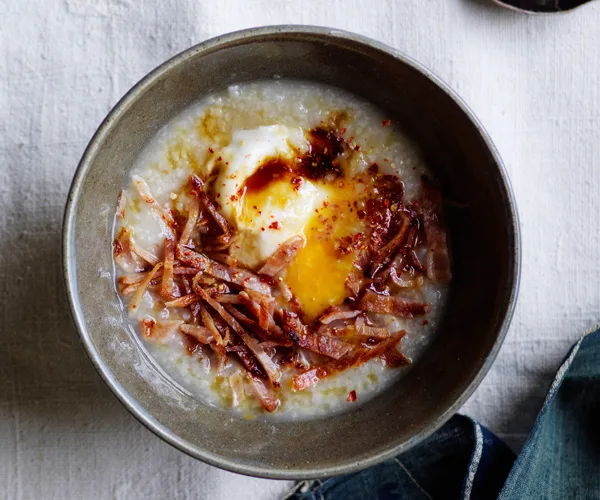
[{"left": 113, "top": 80, "right": 451, "bottom": 419}]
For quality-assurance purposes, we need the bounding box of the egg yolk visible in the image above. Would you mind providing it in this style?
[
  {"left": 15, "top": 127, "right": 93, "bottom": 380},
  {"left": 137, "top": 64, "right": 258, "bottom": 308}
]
[{"left": 285, "top": 182, "right": 363, "bottom": 322}]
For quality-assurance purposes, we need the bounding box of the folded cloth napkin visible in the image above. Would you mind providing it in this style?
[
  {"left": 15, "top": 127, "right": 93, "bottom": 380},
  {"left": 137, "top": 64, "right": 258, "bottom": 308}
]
[{"left": 285, "top": 325, "right": 600, "bottom": 500}]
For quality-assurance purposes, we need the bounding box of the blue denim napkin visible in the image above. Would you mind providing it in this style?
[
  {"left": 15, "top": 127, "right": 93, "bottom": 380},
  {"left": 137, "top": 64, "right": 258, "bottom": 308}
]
[{"left": 286, "top": 326, "right": 600, "bottom": 500}]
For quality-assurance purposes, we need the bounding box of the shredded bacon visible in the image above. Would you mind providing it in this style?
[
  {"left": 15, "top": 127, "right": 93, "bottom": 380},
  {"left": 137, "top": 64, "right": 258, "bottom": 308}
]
[
  {"left": 246, "top": 374, "right": 280, "bottom": 413},
  {"left": 292, "top": 332, "right": 405, "bottom": 391},
  {"left": 132, "top": 175, "right": 177, "bottom": 239},
  {"left": 129, "top": 262, "right": 163, "bottom": 314},
  {"left": 214, "top": 294, "right": 242, "bottom": 304},
  {"left": 258, "top": 235, "right": 304, "bottom": 276},
  {"left": 282, "top": 311, "right": 353, "bottom": 360},
  {"left": 277, "top": 279, "right": 293, "bottom": 302},
  {"left": 113, "top": 228, "right": 143, "bottom": 272},
  {"left": 179, "top": 324, "right": 214, "bottom": 344},
  {"left": 210, "top": 342, "right": 228, "bottom": 373},
  {"left": 199, "top": 304, "right": 224, "bottom": 345},
  {"left": 179, "top": 196, "right": 201, "bottom": 246},
  {"left": 367, "top": 213, "right": 410, "bottom": 278},
  {"left": 118, "top": 168, "right": 438, "bottom": 413},
  {"left": 176, "top": 245, "right": 209, "bottom": 270},
  {"left": 389, "top": 268, "right": 424, "bottom": 289},
  {"left": 381, "top": 348, "right": 411, "bottom": 367},
  {"left": 345, "top": 269, "right": 362, "bottom": 296},
  {"left": 421, "top": 178, "right": 451, "bottom": 281},
  {"left": 129, "top": 236, "right": 159, "bottom": 266},
  {"left": 358, "top": 290, "right": 431, "bottom": 317},
  {"left": 318, "top": 306, "right": 361, "bottom": 325},
  {"left": 197, "top": 288, "right": 281, "bottom": 384},
  {"left": 160, "top": 239, "right": 180, "bottom": 300},
  {"left": 140, "top": 318, "right": 183, "bottom": 341},
  {"left": 190, "top": 175, "right": 233, "bottom": 245},
  {"left": 165, "top": 294, "right": 201, "bottom": 308}
]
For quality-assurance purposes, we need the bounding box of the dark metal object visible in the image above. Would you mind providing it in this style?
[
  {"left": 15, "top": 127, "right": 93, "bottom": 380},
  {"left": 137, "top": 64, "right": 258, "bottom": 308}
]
[
  {"left": 494, "top": 0, "right": 593, "bottom": 12},
  {"left": 63, "top": 26, "right": 521, "bottom": 479}
]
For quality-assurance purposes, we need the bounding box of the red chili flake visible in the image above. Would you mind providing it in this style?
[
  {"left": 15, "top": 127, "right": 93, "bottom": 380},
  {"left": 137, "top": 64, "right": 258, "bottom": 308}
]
[
  {"left": 230, "top": 195, "right": 237, "bottom": 202},
  {"left": 347, "top": 390, "right": 357, "bottom": 402},
  {"left": 340, "top": 127, "right": 347, "bottom": 135},
  {"left": 323, "top": 200, "right": 329, "bottom": 207},
  {"left": 253, "top": 205, "right": 258, "bottom": 210},
  {"left": 217, "top": 156, "right": 222, "bottom": 161},
  {"left": 354, "top": 145, "right": 360, "bottom": 151},
  {"left": 422, "top": 320, "right": 429, "bottom": 326},
  {"left": 382, "top": 119, "right": 391, "bottom": 127},
  {"left": 209, "top": 147, "right": 215, "bottom": 154},
  {"left": 368, "top": 163, "right": 379, "bottom": 175},
  {"left": 216, "top": 193, "right": 221, "bottom": 198},
  {"left": 260, "top": 227, "right": 265, "bottom": 232},
  {"left": 268, "top": 221, "right": 281, "bottom": 230},
  {"left": 357, "top": 210, "right": 367, "bottom": 219}
]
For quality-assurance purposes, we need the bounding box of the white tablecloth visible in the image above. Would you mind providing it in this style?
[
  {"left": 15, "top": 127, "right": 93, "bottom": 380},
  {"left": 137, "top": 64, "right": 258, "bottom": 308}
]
[{"left": 2, "top": 0, "right": 600, "bottom": 498}]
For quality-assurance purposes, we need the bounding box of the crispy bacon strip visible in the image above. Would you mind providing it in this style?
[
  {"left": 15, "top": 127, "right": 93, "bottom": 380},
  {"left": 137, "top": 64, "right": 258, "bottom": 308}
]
[
  {"left": 368, "top": 213, "right": 410, "bottom": 278},
  {"left": 129, "top": 262, "right": 163, "bottom": 314},
  {"left": 345, "top": 269, "right": 363, "bottom": 296},
  {"left": 128, "top": 235, "right": 159, "bottom": 266},
  {"left": 381, "top": 348, "right": 411, "bottom": 367},
  {"left": 358, "top": 290, "right": 430, "bottom": 317},
  {"left": 190, "top": 175, "right": 233, "bottom": 244},
  {"left": 140, "top": 318, "right": 183, "bottom": 341},
  {"left": 176, "top": 245, "right": 209, "bottom": 270},
  {"left": 197, "top": 288, "right": 281, "bottom": 384},
  {"left": 199, "top": 304, "right": 224, "bottom": 345},
  {"left": 119, "top": 273, "right": 148, "bottom": 286},
  {"left": 179, "top": 324, "right": 214, "bottom": 344},
  {"left": 234, "top": 342, "right": 267, "bottom": 379},
  {"left": 292, "top": 332, "right": 405, "bottom": 391},
  {"left": 215, "top": 294, "right": 242, "bottom": 304},
  {"left": 179, "top": 196, "right": 201, "bottom": 246},
  {"left": 165, "top": 294, "right": 201, "bottom": 308},
  {"left": 210, "top": 342, "right": 228, "bottom": 373},
  {"left": 206, "top": 261, "right": 271, "bottom": 295},
  {"left": 318, "top": 306, "right": 361, "bottom": 325},
  {"left": 258, "top": 235, "right": 304, "bottom": 276},
  {"left": 389, "top": 268, "right": 424, "bottom": 289},
  {"left": 239, "top": 291, "right": 269, "bottom": 330},
  {"left": 113, "top": 228, "right": 144, "bottom": 272},
  {"left": 160, "top": 239, "right": 180, "bottom": 300},
  {"left": 277, "top": 279, "right": 293, "bottom": 302},
  {"left": 132, "top": 175, "right": 177, "bottom": 239},
  {"left": 281, "top": 311, "right": 353, "bottom": 360},
  {"left": 421, "top": 178, "right": 451, "bottom": 281},
  {"left": 246, "top": 374, "right": 280, "bottom": 413},
  {"left": 179, "top": 246, "right": 272, "bottom": 295}
]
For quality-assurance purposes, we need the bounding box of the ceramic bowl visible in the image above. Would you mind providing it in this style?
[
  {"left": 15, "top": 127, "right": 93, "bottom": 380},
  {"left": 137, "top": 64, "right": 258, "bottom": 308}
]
[{"left": 63, "top": 26, "right": 520, "bottom": 479}]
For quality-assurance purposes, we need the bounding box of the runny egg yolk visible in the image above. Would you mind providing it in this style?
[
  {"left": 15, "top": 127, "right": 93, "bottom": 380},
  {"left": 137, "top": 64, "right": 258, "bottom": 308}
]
[{"left": 285, "top": 181, "right": 364, "bottom": 322}]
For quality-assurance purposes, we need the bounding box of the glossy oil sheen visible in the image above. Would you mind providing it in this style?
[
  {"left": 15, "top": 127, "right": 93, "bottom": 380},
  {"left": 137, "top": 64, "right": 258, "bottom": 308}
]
[{"left": 63, "top": 26, "right": 521, "bottom": 479}]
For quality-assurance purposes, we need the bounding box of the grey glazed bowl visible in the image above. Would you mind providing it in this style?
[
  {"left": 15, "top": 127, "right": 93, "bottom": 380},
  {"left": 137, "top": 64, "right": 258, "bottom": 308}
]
[{"left": 63, "top": 26, "right": 520, "bottom": 479}]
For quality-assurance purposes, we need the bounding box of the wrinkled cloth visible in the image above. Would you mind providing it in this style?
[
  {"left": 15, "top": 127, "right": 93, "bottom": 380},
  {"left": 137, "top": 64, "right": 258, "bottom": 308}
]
[{"left": 287, "top": 326, "right": 600, "bottom": 500}]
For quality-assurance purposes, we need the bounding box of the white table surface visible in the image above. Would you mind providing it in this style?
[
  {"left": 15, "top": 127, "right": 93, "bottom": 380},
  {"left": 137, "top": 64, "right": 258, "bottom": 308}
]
[{"left": 2, "top": 0, "right": 600, "bottom": 498}]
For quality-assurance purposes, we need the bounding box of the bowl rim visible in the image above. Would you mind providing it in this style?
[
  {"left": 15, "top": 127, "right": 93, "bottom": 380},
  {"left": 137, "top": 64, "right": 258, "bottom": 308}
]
[{"left": 62, "top": 24, "right": 521, "bottom": 480}]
